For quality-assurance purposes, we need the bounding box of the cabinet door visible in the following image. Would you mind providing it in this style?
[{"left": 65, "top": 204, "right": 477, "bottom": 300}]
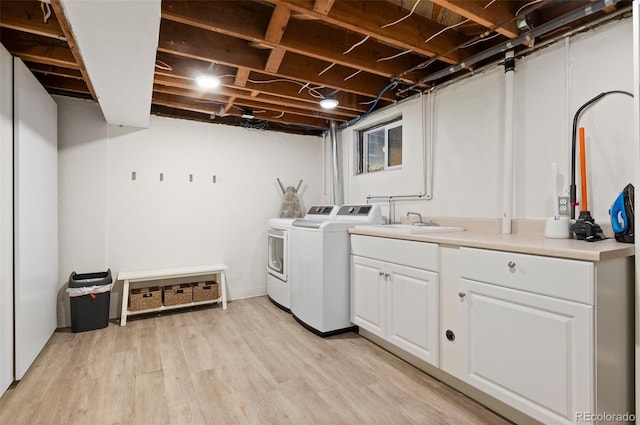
[
  {"left": 388, "top": 264, "right": 439, "bottom": 366},
  {"left": 459, "top": 278, "right": 593, "bottom": 424},
  {"left": 351, "top": 256, "right": 386, "bottom": 338}
]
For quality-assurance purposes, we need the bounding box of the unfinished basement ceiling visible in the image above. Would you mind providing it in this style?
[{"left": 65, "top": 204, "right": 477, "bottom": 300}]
[{"left": 0, "top": 0, "right": 632, "bottom": 135}]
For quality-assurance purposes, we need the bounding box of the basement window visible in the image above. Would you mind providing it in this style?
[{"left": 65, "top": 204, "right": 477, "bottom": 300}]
[{"left": 356, "top": 118, "right": 402, "bottom": 175}]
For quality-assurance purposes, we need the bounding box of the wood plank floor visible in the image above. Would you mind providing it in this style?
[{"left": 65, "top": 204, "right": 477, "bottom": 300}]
[{"left": 0, "top": 296, "right": 511, "bottom": 425}]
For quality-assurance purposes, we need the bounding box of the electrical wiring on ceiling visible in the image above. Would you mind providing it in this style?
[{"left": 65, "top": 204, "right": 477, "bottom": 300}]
[
  {"left": 194, "top": 99, "right": 223, "bottom": 104},
  {"left": 377, "top": 49, "right": 412, "bottom": 62},
  {"left": 515, "top": 0, "right": 543, "bottom": 17},
  {"left": 425, "top": 19, "right": 470, "bottom": 44},
  {"left": 380, "top": 0, "right": 422, "bottom": 29},
  {"left": 247, "top": 78, "right": 325, "bottom": 99},
  {"left": 483, "top": 0, "right": 497, "bottom": 9},
  {"left": 344, "top": 70, "right": 362, "bottom": 81},
  {"left": 398, "top": 0, "right": 548, "bottom": 78},
  {"left": 318, "top": 63, "right": 336, "bottom": 76},
  {"left": 343, "top": 35, "right": 370, "bottom": 54},
  {"left": 341, "top": 81, "right": 398, "bottom": 129},
  {"left": 273, "top": 111, "right": 285, "bottom": 119},
  {"left": 238, "top": 117, "right": 269, "bottom": 130},
  {"left": 155, "top": 60, "right": 173, "bottom": 71},
  {"left": 358, "top": 98, "right": 377, "bottom": 105},
  {"left": 460, "top": 32, "right": 501, "bottom": 48},
  {"left": 40, "top": 1, "right": 51, "bottom": 24}
]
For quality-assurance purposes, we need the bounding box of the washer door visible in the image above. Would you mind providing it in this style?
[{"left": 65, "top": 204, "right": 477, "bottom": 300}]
[{"left": 267, "top": 228, "right": 287, "bottom": 281}]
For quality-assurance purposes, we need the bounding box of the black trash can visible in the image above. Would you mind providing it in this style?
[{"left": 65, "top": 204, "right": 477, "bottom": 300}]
[{"left": 68, "top": 269, "right": 113, "bottom": 333}]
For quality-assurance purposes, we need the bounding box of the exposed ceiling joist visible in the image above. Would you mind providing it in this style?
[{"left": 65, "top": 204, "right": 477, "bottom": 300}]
[
  {"left": 0, "top": 0, "right": 628, "bottom": 135},
  {"left": 430, "top": 0, "right": 519, "bottom": 38}
]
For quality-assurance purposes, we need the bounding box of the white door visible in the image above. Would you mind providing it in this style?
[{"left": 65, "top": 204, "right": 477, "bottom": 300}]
[
  {"left": 387, "top": 263, "right": 439, "bottom": 366},
  {"left": 350, "top": 255, "right": 385, "bottom": 338},
  {"left": 0, "top": 44, "right": 14, "bottom": 395},
  {"left": 459, "top": 278, "right": 593, "bottom": 424},
  {"left": 14, "top": 58, "right": 58, "bottom": 380}
]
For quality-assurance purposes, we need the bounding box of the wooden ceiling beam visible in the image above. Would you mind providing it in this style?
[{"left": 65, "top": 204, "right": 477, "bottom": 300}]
[
  {"left": 161, "top": 2, "right": 424, "bottom": 82},
  {"left": 265, "top": 3, "right": 291, "bottom": 44},
  {"left": 24, "top": 62, "right": 83, "bottom": 79},
  {"left": 265, "top": 48, "right": 287, "bottom": 73},
  {"left": 152, "top": 92, "right": 330, "bottom": 129},
  {"left": 264, "top": 3, "right": 292, "bottom": 73},
  {"left": 430, "top": 0, "right": 519, "bottom": 39},
  {"left": 268, "top": 0, "right": 469, "bottom": 65},
  {"left": 158, "top": 20, "right": 395, "bottom": 100},
  {"left": 50, "top": 0, "right": 98, "bottom": 101},
  {"left": 154, "top": 75, "right": 358, "bottom": 119},
  {"left": 0, "top": 29, "right": 79, "bottom": 69},
  {"left": 234, "top": 68, "right": 251, "bottom": 87},
  {"left": 0, "top": 1, "right": 65, "bottom": 40},
  {"left": 154, "top": 85, "right": 351, "bottom": 122},
  {"left": 153, "top": 55, "right": 372, "bottom": 113},
  {"left": 35, "top": 73, "right": 90, "bottom": 94},
  {"left": 313, "top": 0, "right": 335, "bottom": 15}
]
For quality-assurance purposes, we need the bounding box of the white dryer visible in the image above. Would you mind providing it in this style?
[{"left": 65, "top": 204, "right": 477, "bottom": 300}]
[
  {"left": 266, "top": 206, "right": 337, "bottom": 312},
  {"left": 290, "top": 204, "right": 382, "bottom": 336}
]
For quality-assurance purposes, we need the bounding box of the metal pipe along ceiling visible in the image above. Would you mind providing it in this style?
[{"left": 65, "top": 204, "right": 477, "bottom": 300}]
[{"left": 420, "top": 0, "right": 624, "bottom": 85}]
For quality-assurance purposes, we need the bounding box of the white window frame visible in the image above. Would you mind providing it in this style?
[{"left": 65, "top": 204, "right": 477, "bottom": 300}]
[{"left": 356, "top": 118, "right": 402, "bottom": 175}]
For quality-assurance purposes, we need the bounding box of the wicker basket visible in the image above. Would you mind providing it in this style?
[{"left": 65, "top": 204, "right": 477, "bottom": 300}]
[
  {"left": 163, "top": 284, "right": 193, "bottom": 306},
  {"left": 193, "top": 281, "right": 219, "bottom": 302},
  {"left": 129, "top": 287, "right": 162, "bottom": 311}
]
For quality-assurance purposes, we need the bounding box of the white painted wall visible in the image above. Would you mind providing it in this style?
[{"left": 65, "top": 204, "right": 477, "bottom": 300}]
[
  {"left": 0, "top": 44, "right": 14, "bottom": 394},
  {"left": 14, "top": 58, "right": 58, "bottom": 380},
  {"left": 56, "top": 99, "right": 324, "bottom": 327},
  {"left": 341, "top": 19, "right": 634, "bottom": 226},
  {"left": 345, "top": 96, "right": 427, "bottom": 202},
  {"left": 57, "top": 96, "right": 109, "bottom": 327}
]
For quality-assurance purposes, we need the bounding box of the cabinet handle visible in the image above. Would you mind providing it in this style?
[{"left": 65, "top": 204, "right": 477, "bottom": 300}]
[
  {"left": 458, "top": 292, "right": 466, "bottom": 298},
  {"left": 384, "top": 273, "right": 390, "bottom": 278},
  {"left": 378, "top": 271, "right": 385, "bottom": 276},
  {"left": 507, "top": 261, "right": 516, "bottom": 269}
]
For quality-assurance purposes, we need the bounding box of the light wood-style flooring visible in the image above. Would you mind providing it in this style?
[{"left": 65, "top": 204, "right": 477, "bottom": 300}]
[{"left": 0, "top": 296, "right": 511, "bottom": 425}]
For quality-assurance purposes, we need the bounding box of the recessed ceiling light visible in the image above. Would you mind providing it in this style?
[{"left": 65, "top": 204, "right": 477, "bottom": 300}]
[
  {"left": 319, "top": 98, "right": 339, "bottom": 109},
  {"left": 196, "top": 74, "right": 221, "bottom": 89}
]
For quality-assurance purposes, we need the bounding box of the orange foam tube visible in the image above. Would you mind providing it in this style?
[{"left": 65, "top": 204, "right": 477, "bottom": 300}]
[{"left": 579, "top": 127, "right": 588, "bottom": 212}]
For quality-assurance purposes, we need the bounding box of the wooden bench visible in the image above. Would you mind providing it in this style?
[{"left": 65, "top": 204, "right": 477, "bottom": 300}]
[{"left": 118, "top": 264, "right": 228, "bottom": 326}]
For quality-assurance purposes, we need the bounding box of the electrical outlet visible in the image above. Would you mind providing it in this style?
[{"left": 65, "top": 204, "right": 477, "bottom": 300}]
[{"left": 558, "top": 196, "right": 569, "bottom": 216}]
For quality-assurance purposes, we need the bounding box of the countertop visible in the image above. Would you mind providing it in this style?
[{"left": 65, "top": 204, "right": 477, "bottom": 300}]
[{"left": 348, "top": 227, "right": 635, "bottom": 262}]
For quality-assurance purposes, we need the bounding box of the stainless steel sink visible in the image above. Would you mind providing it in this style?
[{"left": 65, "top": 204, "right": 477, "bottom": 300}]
[{"left": 356, "top": 224, "right": 464, "bottom": 234}]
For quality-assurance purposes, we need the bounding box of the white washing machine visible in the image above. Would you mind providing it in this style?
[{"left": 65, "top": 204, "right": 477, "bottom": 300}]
[
  {"left": 266, "top": 206, "right": 337, "bottom": 312},
  {"left": 290, "top": 204, "right": 382, "bottom": 336}
]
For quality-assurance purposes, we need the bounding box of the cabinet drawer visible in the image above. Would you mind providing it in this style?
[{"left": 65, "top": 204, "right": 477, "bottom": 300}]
[
  {"left": 351, "top": 235, "right": 439, "bottom": 271},
  {"left": 459, "top": 248, "right": 594, "bottom": 304}
]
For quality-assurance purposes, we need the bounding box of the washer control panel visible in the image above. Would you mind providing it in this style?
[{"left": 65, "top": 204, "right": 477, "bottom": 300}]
[
  {"left": 307, "top": 205, "right": 337, "bottom": 215},
  {"left": 337, "top": 205, "right": 373, "bottom": 216}
]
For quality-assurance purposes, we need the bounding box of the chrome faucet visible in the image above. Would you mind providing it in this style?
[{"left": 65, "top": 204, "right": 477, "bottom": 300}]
[{"left": 407, "top": 212, "right": 427, "bottom": 226}]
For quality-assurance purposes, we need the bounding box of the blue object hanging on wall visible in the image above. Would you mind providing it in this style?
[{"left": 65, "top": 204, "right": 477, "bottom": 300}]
[{"left": 609, "top": 183, "right": 634, "bottom": 244}]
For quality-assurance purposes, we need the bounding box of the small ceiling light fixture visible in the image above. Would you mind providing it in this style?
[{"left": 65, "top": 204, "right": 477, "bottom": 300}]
[
  {"left": 196, "top": 62, "right": 220, "bottom": 89},
  {"left": 319, "top": 97, "right": 339, "bottom": 109},
  {"left": 241, "top": 109, "right": 255, "bottom": 119}
]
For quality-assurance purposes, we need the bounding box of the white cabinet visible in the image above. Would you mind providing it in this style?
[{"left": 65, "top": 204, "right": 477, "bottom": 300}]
[
  {"left": 455, "top": 247, "right": 633, "bottom": 425},
  {"left": 351, "top": 235, "right": 439, "bottom": 366},
  {"left": 387, "top": 263, "right": 438, "bottom": 363},
  {"left": 351, "top": 234, "right": 633, "bottom": 425},
  {"left": 459, "top": 278, "right": 592, "bottom": 424},
  {"left": 351, "top": 256, "right": 385, "bottom": 338}
]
